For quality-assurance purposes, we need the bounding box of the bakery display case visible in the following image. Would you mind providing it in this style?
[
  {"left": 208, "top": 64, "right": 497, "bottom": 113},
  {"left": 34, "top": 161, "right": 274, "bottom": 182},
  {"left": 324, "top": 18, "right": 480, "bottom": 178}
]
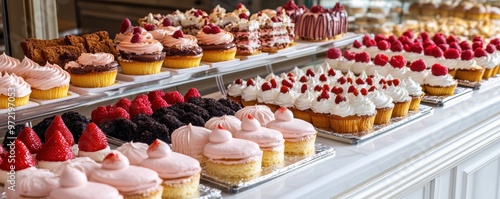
[{"left": 1, "top": 0, "right": 500, "bottom": 198}]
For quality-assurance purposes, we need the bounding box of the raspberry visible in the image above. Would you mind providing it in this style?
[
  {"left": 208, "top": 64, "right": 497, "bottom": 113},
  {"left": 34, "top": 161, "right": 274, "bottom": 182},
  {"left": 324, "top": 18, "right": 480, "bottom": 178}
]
[
  {"left": 327, "top": 47, "right": 342, "bottom": 59},
  {"left": 354, "top": 52, "right": 370, "bottom": 63},
  {"left": 424, "top": 45, "right": 435, "bottom": 56},
  {"left": 134, "top": 94, "right": 151, "bottom": 107},
  {"left": 347, "top": 77, "right": 353, "bottom": 84},
  {"left": 373, "top": 54, "right": 388, "bottom": 66},
  {"left": 390, "top": 40, "right": 403, "bottom": 52},
  {"left": 106, "top": 105, "right": 115, "bottom": 114},
  {"left": 337, "top": 77, "right": 347, "bottom": 84},
  {"left": 184, "top": 88, "right": 201, "bottom": 100},
  {"left": 392, "top": 79, "right": 400, "bottom": 87},
  {"left": 379, "top": 78, "right": 387, "bottom": 85},
  {"left": 237, "top": 3, "right": 243, "bottom": 9},
  {"left": 377, "top": 40, "right": 390, "bottom": 50},
  {"left": 366, "top": 39, "right": 377, "bottom": 47},
  {"left": 398, "top": 35, "right": 411, "bottom": 46},
  {"left": 431, "top": 64, "right": 448, "bottom": 76},
  {"left": 319, "top": 74, "right": 328, "bottom": 82},
  {"left": 486, "top": 44, "right": 496, "bottom": 54},
  {"left": 343, "top": 50, "right": 355, "bottom": 60},
  {"left": 449, "top": 42, "right": 462, "bottom": 52},
  {"left": 261, "top": 82, "right": 272, "bottom": 91},
  {"left": 299, "top": 75, "right": 308, "bottom": 83},
  {"left": 246, "top": 79, "right": 255, "bottom": 86},
  {"left": 281, "top": 79, "right": 293, "bottom": 88},
  {"left": 423, "top": 39, "right": 435, "bottom": 48},
  {"left": 151, "top": 96, "right": 170, "bottom": 110},
  {"left": 270, "top": 79, "right": 278, "bottom": 88},
  {"left": 130, "top": 33, "right": 142, "bottom": 43},
  {"left": 389, "top": 55, "right": 406, "bottom": 68},
  {"left": 366, "top": 77, "right": 374, "bottom": 85},
  {"left": 461, "top": 50, "right": 474, "bottom": 61},
  {"left": 132, "top": 27, "right": 142, "bottom": 35},
  {"left": 143, "top": 23, "right": 157, "bottom": 31},
  {"left": 403, "top": 30, "right": 413, "bottom": 39},
  {"left": 368, "top": 85, "right": 377, "bottom": 92},
  {"left": 414, "top": 36, "right": 423, "bottom": 44},
  {"left": 433, "top": 35, "right": 446, "bottom": 45},
  {"left": 162, "top": 18, "right": 172, "bottom": 26},
  {"left": 310, "top": 5, "right": 324, "bottom": 13},
  {"left": 314, "top": 85, "right": 322, "bottom": 92},
  {"left": 444, "top": 48, "right": 460, "bottom": 59},
  {"left": 335, "top": 94, "right": 347, "bottom": 104},
  {"left": 163, "top": 91, "right": 185, "bottom": 104},
  {"left": 317, "top": 90, "right": 330, "bottom": 101},
  {"left": 322, "top": 84, "right": 330, "bottom": 91},
  {"left": 120, "top": 18, "right": 132, "bottom": 33},
  {"left": 431, "top": 46, "right": 444, "bottom": 58},
  {"left": 211, "top": 26, "right": 221, "bottom": 34},
  {"left": 472, "top": 41, "right": 483, "bottom": 50},
  {"left": 473, "top": 35, "right": 483, "bottom": 43},
  {"left": 115, "top": 98, "right": 132, "bottom": 112},
  {"left": 202, "top": 26, "right": 212, "bottom": 34},
  {"left": 306, "top": 68, "right": 315, "bottom": 77},
  {"left": 91, "top": 106, "right": 109, "bottom": 125},
  {"left": 446, "top": 35, "right": 458, "bottom": 44},
  {"left": 404, "top": 44, "right": 411, "bottom": 52},
  {"left": 147, "top": 90, "right": 164, "bottom": 101},
  {"left": 348, "top": 85, "right": 356, "bottom": 93},
  {"left": 129, "top": 101, "right": 153, "bottom": 118},
  {"left": 460, "top": 41, "right": 471, "bottom": 50},
  {"left": 355, "top": 77, "right": 365, "bottom": 85},
  {"left": 490, "top": 38, "right": 500, "bottom": 45},
  {"left": 300, "top": 84, "right": 308, "bottom": 93},
  {"left": 362, "top": 35, "right": 371, "bottom": 45},
  {"left": 409, "top": 59, "right": 427, "bottom": 72},
  {"left": 353, "top": 40, "right": 363, "bottom": 48},
  {"left": 239, "top": 13, "right": 248, "bottom": 19},
  {"left": 331, "top": 86, "right": 343, "bottom": 94},
  {"left": 280, "top": 86, "right": 290, "bottom": 93},
  {"left": 172, "top": 30, "right": 184, "bottom": 39},
  {"left": 474, "top": 48, "right": 488, "bottom": 58},
  {"left": 420, "top": 32, "right": 429, "bottom": 41},
  {"left": 110, "top": 107, "right": 130, "bottom": 120},
  {"left": 327, "top": 68, "right": 337, "bottom": 76},
  {"left": 438, "top": 44, "right": 449, "bottom": 51},
  {"left": 374, "top": 34, "right": 386, "bottom": 42},
  {"left": 388, "top": 35, "right": 397, "bottom": 43},
  {"left": 410, "top": 43, "right": 423, "bottom": 53}
]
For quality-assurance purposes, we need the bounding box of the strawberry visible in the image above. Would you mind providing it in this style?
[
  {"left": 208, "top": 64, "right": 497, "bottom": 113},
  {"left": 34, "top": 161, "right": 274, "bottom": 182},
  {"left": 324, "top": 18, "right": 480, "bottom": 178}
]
[
  {"left": 134, "top": 94, "right": 151, "bottom": 107},
  {"left": 162, "top": 18, "right": 172, "bottom": 26},
  {"left": 115, "top": 98, "right": 131, "bottom": 111},
  {"left": 78, "top": 123, "right": 108, "bottom": 152},
  {"left": 334, "top": 94, "right": 347, "bottom": 104},
  {"left": 120, "top": 18, "right": 132, "bottom": 33},
  {"left": 377, "top": 40, "right": 390, "bottom": 50},
  {"left": 474, "top": 48, "right": 488, "bottom": 58},
  {"left": 409, "top": 59, "right": 427, "bottom": 72},
  {"left": 163, "top": 91, "right": 185, "bottom": 104},
  {"left": 239, "top": 13, "right": 248, "bottom": 19},
  {"left": 326, "top": 47, "right": 342, "bottom": 59},
  {"left": 403, "top": 30, "right": 413, "bottom": 39},
  {"left": 449, "top": 42, "right": 462, "bottom": 52},
  {"left": 280, "top": 86, "right": 290, "bottom": 93},
  {"left": 322, "top": 84, "right": 330, "bottom": 91},
  {"left": 343, "top": 50, "right": 355, "bottom": 60},
  {"left": 374, "top": 34, "right": 386, "bottom": 42},
  {"left": 486, "top": 44, "right": 496, "bottom": 54},
  {"left": 348, "top": 85, "right": 356, "bottom": 93},
  {"left": 431, "top": 46, "right": 444, "bottom": 58},
  {"left": 353, "top": 40, "right": 363, "bottom": 48},
  {"left": 347, "top": 77, "right": 353, "bottom": 84},
  {"left": 130, "top": 33, "right": 142, "bottom": 43},
  {"left": 129, "top": 101, "right": 153, "bottom": 118},
  {"left": 420, "top": 32, "right": 429, "bottom": 41},
  {"left": 306, "top": 68, "right": 315, "bottom": 77},
  {"left": 389, "top": 55, "right": 406, "bottom": 68},
  {"left": 282, "top": 79, "right": 293, "bottom": 88},
  {"left": 354, "top": 52, "right": 370, "bottom": 63},
  {"left": 392, "top": 79, "right": 400, "bottom": 87},
  {"left": 0, "top": 140, "right": 35, "bottom": 171},
  {"left": 337, "top": 76, "right": 347, "bottom": 84},
  {"left": 388, "top": 35, "right": 397, "bottom": 43},
  {"left": 45, "top": 115, "right": 75, "bottom": 146},
  {"left": 299, "top": 75, "right": 308, "bottom": 83},
  {"left": 172, "top": 30, "right": 184, "bottom": 39},
  {"left": 390, "top": 40, "right": 403, "bottom": 52},
  {"left": 317, "top": 90, "right": 330, "bottom": 101},
  {"left": 410, "top": 43, "right": 423, "bottom": 53},
  {"left": 460, "top": 41, "right": 471, "bottom": 50},
  {"left": 368, "top": 86, "right": 377, "bottom": 92},
  {"left": 461, "top": 50, "right": 474, "bottom": 60},
  {"left": 366, "top": 77, "right": 374, "bottom": 85},
  {"left": 37, "top": 130, "right": 75, "bottom": 161},
  {"left": 319, "top": 74, "right": 328, "bottom": 82},
  {"left": 143, "top": 23, "right": 157, "bottom": 31},
  {"left": 314, "top": 85, "right": 323, "bottom": 92},
  {"left": 151, "top": 96, "right": 170, "bottom": 110},
  {"left": 16, "top": 127, "right": 41, "bottom": 154},
  {"left": 202, "top": 26, "right": 212, "bottom": 34},
  {"left": 446, "top": 35, "right": 458, "bottom": 44},
  {"left": 355, "top": 77, "right": 365, "bottom": 85},
  {"left": 438, "top": 44, "right": 449, "bottom": 51},
  {"left": 211, "top": 26, "right": 222, "bottom": 34},
  {"left": 261, "top": 82, "right": 272, "bottom": 91},
  {"left": 91, "top": 106, "right": 109, "bottom": 125},
  {"left": 373, "top": 54, "right": 389, "bottom": 66},
  {"left": 331, "top": 86, "right": 343, "bottom": 94},
  {"left": 184, "top": 88, "right": 201, "bottom": 100},
  {"left": 110, "top": 107, "right": 130, "bottom": 120},
  {"left": 472, "top": 41, "right": 483, "bottom": 50},
  {"left": 444, "top": 48, "right": 460, "bottom": 59},
  {"left": 431, "top": 64, "right": 448, "bottom": 76},
  {"left": 147, "top": 90, "right": 165, "bottom": 101},
  {"left": 246, "top": 79, "right": 255, "bottom": 86},
  {"left": 300, "top": 84, "right": 308, "bottom": 93},
  {"left": 326, "top": 69, "right": 336, "bottom": 77}
]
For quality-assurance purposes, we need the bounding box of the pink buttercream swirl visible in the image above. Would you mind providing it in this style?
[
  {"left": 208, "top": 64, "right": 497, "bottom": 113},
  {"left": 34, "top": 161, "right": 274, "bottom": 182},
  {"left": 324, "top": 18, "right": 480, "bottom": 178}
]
[
  {"left": 77, "top": 53, "right": 115, "bottom": 66},
  {"left": 235, "top": 115, "right": 285, "bottom": 150},
  {"left": 0, "top": 53, "right": 20, "bottom": 72},
  {"left": 161, "top": 34, "right": 199, "bottom": 49},
  {"left": 25, "top": 64, "right": 70, "bottom": 90},
  {"left": 196, "top": 31, "right": 234, "bottom": 45},
  {"left": 102, "top": 151, "right": 129, "bottom": 170},
  {"left": 0, "top": 72, "right": 31, "bottom": 97},
  {"left": 116, "top": 38, "right": 163, "bottom": 55},
  {"left": 10, "top": 57, "right": 42, "bottom": 78}
]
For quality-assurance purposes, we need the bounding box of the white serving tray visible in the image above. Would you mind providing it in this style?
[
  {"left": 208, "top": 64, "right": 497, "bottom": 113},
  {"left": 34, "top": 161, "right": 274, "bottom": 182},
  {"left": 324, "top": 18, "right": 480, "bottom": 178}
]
[
  {"left": 116, "top": 69, "right": 171, "bottom": 83},
  {"left": 69, "top": 81, "right": 134, "bottom": 95},
  {"left": 30, "top": 91, "right": 80, "bottom": 105},
  {"left": 0, "top": 101, "right": 39, "bottom": 114}
]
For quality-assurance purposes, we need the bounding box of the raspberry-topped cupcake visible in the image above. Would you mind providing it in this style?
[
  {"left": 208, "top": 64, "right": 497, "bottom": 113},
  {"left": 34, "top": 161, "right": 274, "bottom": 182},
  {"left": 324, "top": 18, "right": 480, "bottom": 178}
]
[
  {"left": 117, "top": 33, "right": 165, "bottom": 75},
  {"left": 351, "top": 52, "right": 372, "bottom": 75},
  {"left": 425, "top": 63, "right": 457, "bottom": 96},
  {"left": 406, "top": 59, "right": 428, "bottom": 90},
  {"left": 143, "top": 18, "right": 181, "bottom": 41},
  {"left": 114, "top": 19, "right": 153, "bottom": 45},
  {"left": 196, "top": 24, "right": 236, "bottom": 62},
  {"left": 476, "top": 46, "right": 496, "bottom": 79},
  {"left": 441, "top": 48, "right": 460, "bottom": 78},
  {"left": 388, "top": 55, "right": 407, "bottom": 79},
  {"left": 65, "top": 53, "right": 118, "bottom": 88},
  {"left": 455, "top": 50, "right": 484, "bottom": 82},
  {"left": 368, "top": 54, "right": 390, "bottom": 76},
  {"left": 162, "top": 30, "right": 203, "bottom": 68}
]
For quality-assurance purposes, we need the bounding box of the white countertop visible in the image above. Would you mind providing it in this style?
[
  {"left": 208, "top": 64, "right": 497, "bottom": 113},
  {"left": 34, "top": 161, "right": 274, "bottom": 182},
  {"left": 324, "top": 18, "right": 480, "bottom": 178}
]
[{"left": 223, "top": 82, "right": 500, "bottom": 198}]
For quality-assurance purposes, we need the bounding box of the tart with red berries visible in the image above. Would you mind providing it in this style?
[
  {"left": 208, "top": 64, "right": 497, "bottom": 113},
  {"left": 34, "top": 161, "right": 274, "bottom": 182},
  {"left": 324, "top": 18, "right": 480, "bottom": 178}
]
[
  {"left": 196, "top": 24, "right": 236, "bottom": 62},
  {"left": 161, "top": 30, "right": 203, "bottom": 68}
]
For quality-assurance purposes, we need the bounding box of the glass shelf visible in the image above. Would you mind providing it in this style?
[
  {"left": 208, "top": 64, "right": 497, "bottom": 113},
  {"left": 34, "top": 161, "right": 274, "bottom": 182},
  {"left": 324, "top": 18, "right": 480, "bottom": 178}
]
[{"left": 0, "top": 33, "right": 362, "bottom": 130}]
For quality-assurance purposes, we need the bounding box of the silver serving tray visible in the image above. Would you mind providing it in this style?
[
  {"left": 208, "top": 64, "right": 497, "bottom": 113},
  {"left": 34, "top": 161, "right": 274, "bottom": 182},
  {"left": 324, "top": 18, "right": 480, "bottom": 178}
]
[
  {"left": 201, "top": 143, "right": 335, "bottom": 194},
  {"left": 457, "top": 74, "right": 500, "bottom": 90},
  {"left": 317, "top": 105, "right": 433, "bottom": 145},
  {"left": 421, "top": 87, "right": 473, "bottom": 107}
]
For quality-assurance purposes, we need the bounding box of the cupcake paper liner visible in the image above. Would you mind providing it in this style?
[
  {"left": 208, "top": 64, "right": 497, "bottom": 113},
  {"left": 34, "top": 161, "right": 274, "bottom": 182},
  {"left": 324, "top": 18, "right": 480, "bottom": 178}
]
[
  {"left": 163, "top": 55, "right": 202, "bottom": 69},
  {"left": 201, "top": 48, "right": 237, "bottom": 62},
  {"left": 425, "top": 84, "right": 457, "bottom": 96},
  {"left": 119, "top": 59, "right": 163, "bottom": 75},
  {"left": 392, "top": 100, "right": 411, "bottom": 118},
  {"left": 70, "top": 69, "right": 118, "bottom": 88},
  {"left": 291, "top": 108, "right": 312, "bottom": 123},
  {"left": 374, "top": 107, "right": 394, "bottom": 125},
  {"left": 30, "top": 85, "right": 69, "bottom": 100},
  {"left": 329, "top": 115, "right": 361, "bottom": 134},
  {"left": 409, "top": 93, "right": 425, "bottom": 111},
  {"left": 482, "top": 68, "right": 494, "bottom": 80},
  {"left": 0, "top": 94, "right": 30, "bottom": 109},
  {"left": 456, "top": 68, "right": 485, "bottom": 82}
]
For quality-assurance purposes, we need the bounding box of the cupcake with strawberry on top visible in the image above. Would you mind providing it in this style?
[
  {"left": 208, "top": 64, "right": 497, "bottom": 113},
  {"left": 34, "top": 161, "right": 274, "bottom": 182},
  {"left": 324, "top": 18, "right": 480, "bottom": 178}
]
[
  {"left": 425, "top": 63, "right": 457, "bottom": 96},
  {"left": 162, "top": 30, "right": 203, "bottom": 68},
  {"left": 117, "top": 32, "right": 165, "bottom": 75},
  {"left": 36, "top": 130, "right": 76, "bottom": 171},
  {"left": 196, "top": 24, "right": 236, "bottom": 62}
]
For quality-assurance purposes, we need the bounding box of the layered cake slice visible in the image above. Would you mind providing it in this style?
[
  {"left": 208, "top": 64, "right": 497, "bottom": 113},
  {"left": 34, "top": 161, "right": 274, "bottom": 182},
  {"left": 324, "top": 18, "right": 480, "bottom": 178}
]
[{"left": 225, "top": 19, "right": 261, "bottom": 56}]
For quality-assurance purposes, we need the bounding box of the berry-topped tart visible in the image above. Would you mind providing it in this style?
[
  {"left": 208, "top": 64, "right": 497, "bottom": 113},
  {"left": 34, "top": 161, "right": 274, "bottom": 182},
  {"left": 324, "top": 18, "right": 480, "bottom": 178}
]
[
  {"left": 161, "top": 30, "right": 203, "bottom": 68},
  {"left": 196, "top": 24, "right": 236, "bottom": 62}
]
